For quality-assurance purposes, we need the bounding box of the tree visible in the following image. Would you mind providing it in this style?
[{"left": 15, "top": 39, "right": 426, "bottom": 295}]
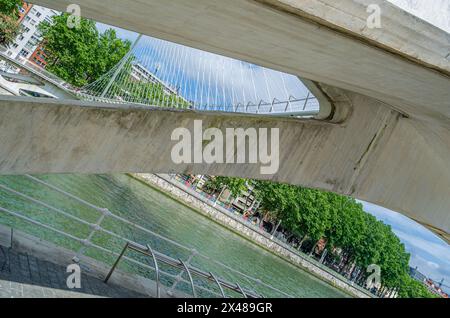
[
  {"left": 253, "top": 181, "right": 300, "bottom": 229},
  {"left": 204, "top": 176, "right": 247, "bottom": 197},
  {"left": 0, "top": 0, "right": 22, "bottom": 16},
  {"left": 398, "top": 275, "right": 436, "bottom": 298},
  {"left": 207, "top": 175, "right": 437, "bottom": 297},
  {"left": 0, "top": 13, "right": 19, "bottom": 47},
  {"left": 39, "top": 14, "right": 131, "bottom": 87},
  {"left": 104, "top": 56, "right": 191, "bottom": 109},
  {"left": 0, "top": 0, "right": 21, "bottom": 47}
]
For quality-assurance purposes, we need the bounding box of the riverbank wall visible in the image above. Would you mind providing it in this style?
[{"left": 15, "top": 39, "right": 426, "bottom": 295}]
[{"left": 130, "top": 173, "right": 374, "bottom": 298}]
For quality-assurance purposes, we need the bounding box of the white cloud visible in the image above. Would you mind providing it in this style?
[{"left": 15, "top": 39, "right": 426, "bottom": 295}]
[{"left": 361, "top": 200, "right": 450, "bottom": 293}]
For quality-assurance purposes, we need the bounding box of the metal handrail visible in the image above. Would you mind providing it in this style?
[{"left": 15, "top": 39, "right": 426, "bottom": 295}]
[
  {"left": 210, "top": 272, "right": 226, "bottom": 298},
  {"left": 0, "top": 53, "right": 76, "bottom": 93},
  {"left": 0, "top": 204, "right": 237, "bottom": 298},
  {"left": 146, "top": 244, "right": 160, "bottom": 298},
  {"left": 19, "top": 175, "right": 293, "bottom": 298},
  {"left": 104, "top": 241, "right": 260, "bottom": 298},
  {"left": 179, "top": 259, "right": 197, "bottom": 298},
  {"left": 0, "top": 177, "right": 293, "bottom": 297},
  {"left": 236, "top": 283, "right": 248, "bottom": 298}
]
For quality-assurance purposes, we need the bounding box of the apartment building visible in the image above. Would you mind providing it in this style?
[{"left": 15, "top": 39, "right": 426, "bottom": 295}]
[
  {"left": 5, "top": 3, "right": 58, "bottom": 67},
  {"left": 130, "top": 63, "right": 179, "bottom": 96}
]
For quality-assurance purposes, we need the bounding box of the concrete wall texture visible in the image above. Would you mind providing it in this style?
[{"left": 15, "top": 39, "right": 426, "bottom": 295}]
[{"left": 1, "top": 0, "right": 448, "bottom": 242}]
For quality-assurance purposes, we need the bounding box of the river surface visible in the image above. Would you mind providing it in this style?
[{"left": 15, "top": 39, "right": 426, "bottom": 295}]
[{"left": 0, "top": 174, "right": 348, "bottom": 298}]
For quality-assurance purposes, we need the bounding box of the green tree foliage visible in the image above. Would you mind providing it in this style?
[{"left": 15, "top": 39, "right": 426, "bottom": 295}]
[
  {"left": 104, "top": 57, "right": 191, "bottom": 109},
  {"left": 215, "top": 176, "right": 436, "bottom": 298},
  {"left": 204, "top": 176, "right": 247, "bottom": 197},
  {"left": 0, "top": 0, "right": 21, "bottom": 47},
  {"left": 0, "top": 0, "right": 22, "bottom": 16},
  {"left": 0, "top": 13, "right": 19, "bottom": 47},
  {"left": 39, "top": 14, "right": 131, "bottom": 87},
  {"left": 398, "top": 275, "right": 437, "bottom": 298}
]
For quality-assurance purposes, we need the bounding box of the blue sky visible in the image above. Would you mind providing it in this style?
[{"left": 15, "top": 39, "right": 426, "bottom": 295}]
[
  {"left": 95, "top": 0, "right": 450, "bottom": 112},
  {"left": 361, "top": 201, "right": 450, "bottom": 293},
  {"left": 96, "top": 2, "right": 450, "bottom": 293},
  {"left": 95, "top": 23, "right": 318, "bottom": 112}
]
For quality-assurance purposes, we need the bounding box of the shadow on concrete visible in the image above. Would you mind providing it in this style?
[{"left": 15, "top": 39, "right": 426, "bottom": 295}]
[{"left": 0, "top": 244, "right": 146, "bottom": 298}]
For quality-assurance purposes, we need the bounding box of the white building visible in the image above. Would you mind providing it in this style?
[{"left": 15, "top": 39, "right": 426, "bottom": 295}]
[
  {"left": 130, "top": 63, "right": 178, "bottom": 96},
  {"left": 5, "top": 5, "right": 58, "bottom": 61}
]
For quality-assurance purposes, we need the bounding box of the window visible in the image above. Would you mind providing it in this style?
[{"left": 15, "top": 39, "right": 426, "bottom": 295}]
[
  {"left": 33, "top": 57, "right": 43, "bottom": 66},
  {"left": 18, "top": 35, "right": 24, "bottom": 41},
  {"left": 19, "top": 89, "right": 54, "bottom": 99},
  {"left": 12, "top": 44, "right": 18, "bottom": 49},
  {"left": 36, "top": 12, "right": 42, "bottom": 18},
  {"left": 25, "top": 41, "right": 35, "bottom": 50},
  {"left": 23, "top": 27, "right": 30, "bottom": 33},
  {"left": 19, "top": 49, "right": 29, "bottom": 58}
]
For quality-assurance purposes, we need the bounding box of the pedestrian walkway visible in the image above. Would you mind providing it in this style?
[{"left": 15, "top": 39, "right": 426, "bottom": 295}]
[{"left": 0, "top": 244, "right": 146, "bottom": 298}]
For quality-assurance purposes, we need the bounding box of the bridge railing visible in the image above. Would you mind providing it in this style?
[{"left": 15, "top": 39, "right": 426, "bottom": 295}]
[
  {"left": 0, "top": 175, "right": 294, "bottom": 298},
  {"left": 0, "top": 52, "right": 72, "bottom": 90},
  {"left": 0, "top": 51, "right": 320, "bottom": 118}
]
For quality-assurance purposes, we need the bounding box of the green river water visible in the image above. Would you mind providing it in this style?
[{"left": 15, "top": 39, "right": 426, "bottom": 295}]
[{"left": 0, "top": 174, "right": 348, "bottom": 298}]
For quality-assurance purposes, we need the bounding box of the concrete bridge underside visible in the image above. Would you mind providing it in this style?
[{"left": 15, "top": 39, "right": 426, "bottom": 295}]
[
  {"left": 1, "top": 0, "right": 448, "bottom": 241},
  {"left": 1, "top": 88, "right": 449, "bottom": 242}
]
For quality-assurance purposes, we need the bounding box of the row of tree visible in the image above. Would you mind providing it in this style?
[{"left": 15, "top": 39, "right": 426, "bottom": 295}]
[{"left": 206, "top": 176, "right": 436, "bottom": 298}]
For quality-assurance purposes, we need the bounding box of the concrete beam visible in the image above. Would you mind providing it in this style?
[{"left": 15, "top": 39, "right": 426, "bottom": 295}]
[
  {"left": 260, "top": 0, "right": 450, "bottom": 74},
  {"left": 31, "top": 0, "right": 450, "bottom": 125},
  {"left": 0, "top": 94, "right": 448, "bottom": 243}
]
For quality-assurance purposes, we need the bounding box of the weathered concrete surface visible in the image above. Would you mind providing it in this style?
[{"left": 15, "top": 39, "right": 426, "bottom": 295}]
[
  {"left": 31, "top": 0, "right": 450, "bottom": 124},
  {"left": 0, "top": 91, "right": 448, "bottom": 243},
  {"left": 260, "top": 0, "right": 450, "bottom": 74},
  {"left": 8, "top": 0, "right": 450, "bottom": 243}
]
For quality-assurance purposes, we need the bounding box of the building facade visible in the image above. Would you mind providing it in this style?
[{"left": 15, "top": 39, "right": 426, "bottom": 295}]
[
  {"left": 28, "top": 44, "right": 48, "bottom": 68},
  {"left": 5, "top": 3, "right": 58, "bottom": 67},
  {"left": 17, "top": 2, "right": 33, "bottom": 23},
  {"left": 130, "top": 63, "right": 179, "bottom": 96}
]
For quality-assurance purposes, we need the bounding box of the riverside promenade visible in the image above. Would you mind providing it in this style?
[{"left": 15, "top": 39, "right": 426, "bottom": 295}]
[{"left": 131, "top": 174, "right": 375, "bottom": 298}]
